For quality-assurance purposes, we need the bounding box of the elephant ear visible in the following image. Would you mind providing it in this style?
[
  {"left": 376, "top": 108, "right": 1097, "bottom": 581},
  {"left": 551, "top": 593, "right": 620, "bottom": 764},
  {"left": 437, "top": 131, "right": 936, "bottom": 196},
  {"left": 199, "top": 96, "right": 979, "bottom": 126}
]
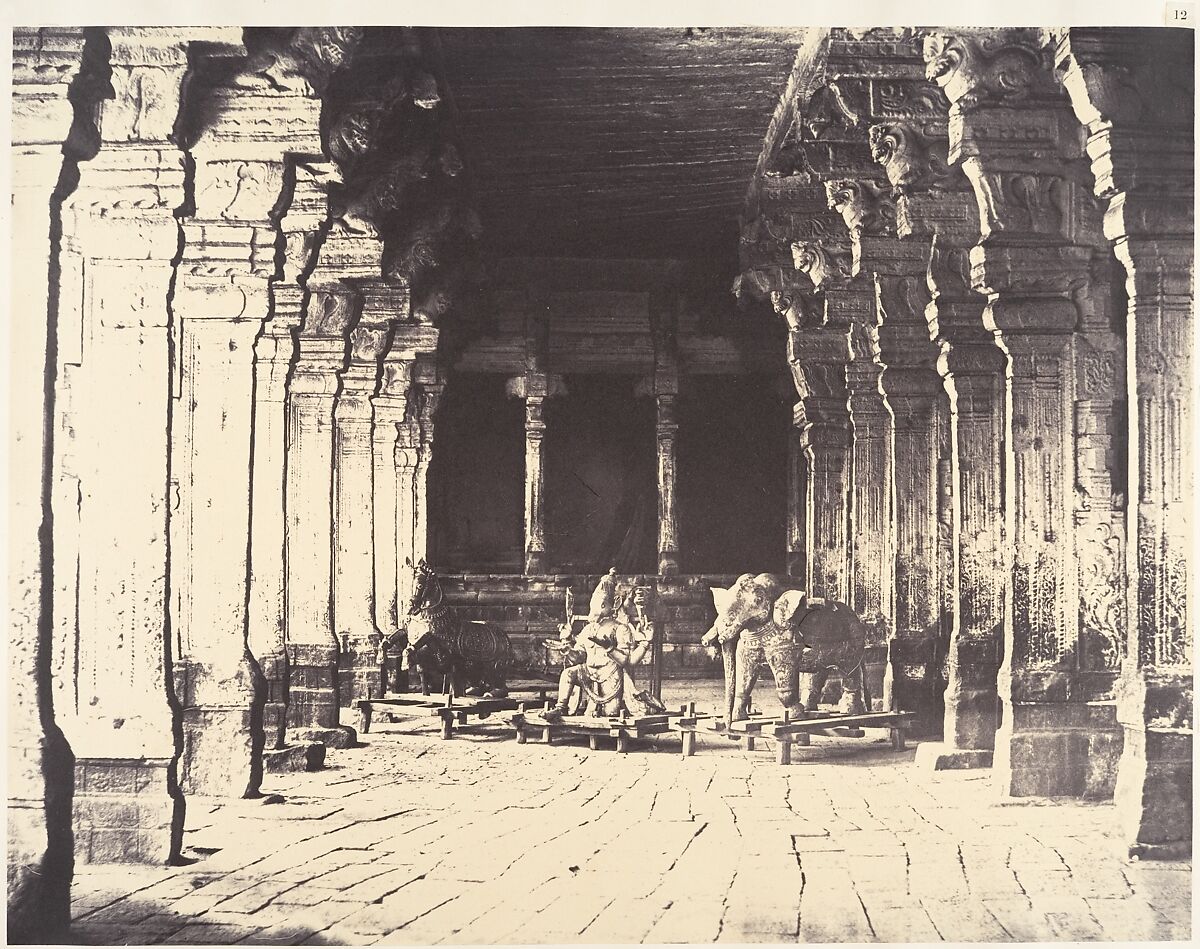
[
  {"left": 710, "top": 585, "right": 736, "bottom": 617},
  {"left": 772, "top": 589, "right": 808, "bottom": 629}
]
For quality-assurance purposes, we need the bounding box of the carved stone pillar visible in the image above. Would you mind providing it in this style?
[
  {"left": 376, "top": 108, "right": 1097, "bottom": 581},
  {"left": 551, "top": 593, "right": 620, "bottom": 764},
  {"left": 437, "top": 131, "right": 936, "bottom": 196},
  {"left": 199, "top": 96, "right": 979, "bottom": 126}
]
[
  {"left": 788, "top": 326, "right": 853, "bottom": 604},
  {"left": 828, "top": 173, "right": 952, "bottom": 728},
  {"left": 862, "top": 230, "right": 950, "bottom": 731},
  {"left": 10, "top": 27, "right": 83, "bottom": 939},
  {"left": 395, "top": 423, "right": 422, "bottom": 612},
  {"left": 170, "top": 44, "right": 334, "bottom": 798},
  {"left": 846, "top": 320, "right": 896, "bottom": 652},
  {"left": 411, "top": 358, "right": 445, "bottom": 573},
  {"left": 931, "top": 241, "right": 1009, "bottom": 762},
  {"left": 796, "top": 239, "right": 896, "bottom": 650},
  {"left": 332, "top": 290, "right": 394, "bottom": 707},
  {"left": 1056, "top": 27, "right": 1194, "bottom": 854},
  {"left": 650, "top": 295, "right": 681, "bottom": 576},
  {"left": 507, "top": 372, "right": 565, "bottom": 574},
  {"left": 284, "top": 226, "right": 375, "bottom": 749},
  {"left": 54, "top": 28, "right": 242, "bottom": 865},
  {"left": 786, "top": 403, "right": 810, "bottom": 578},
  {"left": 926, "top": 28, "right": 1101, "bottom": 796},
  {"left": 372, "top": 315, "right": 429, "bottom": 637},
  {"left": 872, "top": 120, "right": 1008, "bottom": 764},
  {"left": 250, "top": 163, "right": 336, "bottom": 751},
  {"left": 655, "top": 389, "right": 681, "bottom": 576}
]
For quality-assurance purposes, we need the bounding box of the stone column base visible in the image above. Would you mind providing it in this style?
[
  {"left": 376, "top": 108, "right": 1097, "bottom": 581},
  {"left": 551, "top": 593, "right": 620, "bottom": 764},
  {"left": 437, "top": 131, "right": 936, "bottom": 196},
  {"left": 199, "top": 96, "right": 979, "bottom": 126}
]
[
  {"left": 73, "top": 757, "right": 180, "bottom": 864},
  {"left": 286, "top": 726, "right": 357, "bottom": 749},
  {"left": 1115, "top": 724, "right": 1192, "bottom": 858},
  {"left": 914, "top": 742, "right": 994, "bottom": 770},
  {"left": 255, "top": 651, "right": 289, "bottom": 751},
  {"left": 338, "top": 635, "right": 384, "bottom": 707},
  {"left": 994, "top": 701, "right": 1123, "bottom": 798},
  {"left": 174, "top": 658, "right": 265, "bottom": 798},
  {"left": 263, "top": 742, "right": 326, "bottom": 772}
]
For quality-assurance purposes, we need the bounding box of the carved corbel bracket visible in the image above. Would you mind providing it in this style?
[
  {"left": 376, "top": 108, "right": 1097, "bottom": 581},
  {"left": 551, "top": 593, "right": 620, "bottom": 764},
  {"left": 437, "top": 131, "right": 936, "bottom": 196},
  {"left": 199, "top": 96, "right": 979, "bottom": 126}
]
[
  {"left": 235, "top": 27, "right": 364, "bottom": 97},
  {"left": 385, "top": 200, "right": 483, "bottom": 287},
  {"left": 299, "top": 281, "right": 360, "bottom": 339},
  {"left": 334, "top": 145, "right": 453, "bottom": 238},
  {"left": 825, "top": 178, "right": 896, "bottom": 239},
  {"left": 792, "top": 240, "right": 854, "bottom": 292},
  {"left": 505, "top": 373, "right": 567, "bottom": 403},
  {"left": 770, "top": 288, "right": 822, "bottom": 331},
  {"left": 868, "top": 120, "right": 953, "bottom": 194},
  {"left": 922, "top": 28, "right": 1053, "bottom": 112},
  {"left": 732, "top": 268, "right": 774, "bottom": 302},
  {"left": 327, "top": 75, "right": 411, "bottom": 165}
]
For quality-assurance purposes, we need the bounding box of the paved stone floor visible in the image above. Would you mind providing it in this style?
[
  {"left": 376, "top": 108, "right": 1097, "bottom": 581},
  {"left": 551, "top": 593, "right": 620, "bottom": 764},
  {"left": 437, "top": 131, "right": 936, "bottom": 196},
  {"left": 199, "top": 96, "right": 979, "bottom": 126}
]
[{"left": 69, "top": 684, "right": 1191, "bottom": 945}]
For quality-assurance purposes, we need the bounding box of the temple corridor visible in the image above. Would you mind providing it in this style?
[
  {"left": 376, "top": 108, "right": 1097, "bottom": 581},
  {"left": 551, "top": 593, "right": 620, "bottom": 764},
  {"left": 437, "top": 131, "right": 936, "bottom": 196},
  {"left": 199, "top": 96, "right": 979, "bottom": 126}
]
[{"left": 9, "top": 23, "right": 1194, "bottom": 945}]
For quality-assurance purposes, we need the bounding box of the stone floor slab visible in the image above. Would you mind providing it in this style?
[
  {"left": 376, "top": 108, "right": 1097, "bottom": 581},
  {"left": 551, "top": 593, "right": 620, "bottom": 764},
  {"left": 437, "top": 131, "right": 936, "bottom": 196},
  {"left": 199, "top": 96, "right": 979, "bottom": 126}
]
[{"left": 65, "top": 683, "right": 1192, "bottom": 945}]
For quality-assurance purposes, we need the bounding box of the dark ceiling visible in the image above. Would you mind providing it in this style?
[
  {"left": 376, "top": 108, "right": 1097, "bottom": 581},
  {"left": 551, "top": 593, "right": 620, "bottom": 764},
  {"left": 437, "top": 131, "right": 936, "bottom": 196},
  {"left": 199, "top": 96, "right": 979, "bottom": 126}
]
[{"left": 433, "top": 27, "right": 805, "bottom": 263}]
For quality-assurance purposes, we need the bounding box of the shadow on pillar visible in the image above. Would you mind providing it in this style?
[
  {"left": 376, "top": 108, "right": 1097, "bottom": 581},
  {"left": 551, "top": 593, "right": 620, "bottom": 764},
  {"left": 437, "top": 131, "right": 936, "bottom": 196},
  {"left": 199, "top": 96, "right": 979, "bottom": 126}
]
[{"left": 8, "top": 726, "right": 75, "bottom": 943}]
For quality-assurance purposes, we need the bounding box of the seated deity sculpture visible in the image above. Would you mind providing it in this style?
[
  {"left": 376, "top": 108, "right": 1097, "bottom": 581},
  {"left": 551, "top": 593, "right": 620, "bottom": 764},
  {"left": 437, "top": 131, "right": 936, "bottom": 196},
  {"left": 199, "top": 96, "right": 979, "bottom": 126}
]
[{"left": 543, "top": 569, "right": 665, "bottom": 721}]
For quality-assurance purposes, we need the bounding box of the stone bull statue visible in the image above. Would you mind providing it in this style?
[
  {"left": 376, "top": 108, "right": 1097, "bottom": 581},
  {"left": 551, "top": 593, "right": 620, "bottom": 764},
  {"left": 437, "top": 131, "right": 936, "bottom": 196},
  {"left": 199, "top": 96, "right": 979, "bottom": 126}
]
[{"left": 700, "top": 573, "right": 868, "bottom": 727}]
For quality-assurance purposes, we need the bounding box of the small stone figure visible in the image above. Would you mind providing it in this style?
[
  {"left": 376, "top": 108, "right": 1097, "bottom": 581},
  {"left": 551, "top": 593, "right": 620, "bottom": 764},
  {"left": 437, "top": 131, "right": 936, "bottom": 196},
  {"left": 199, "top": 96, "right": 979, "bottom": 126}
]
[{"left": 543, "top": 571, "right": 664, "bottom": 721}]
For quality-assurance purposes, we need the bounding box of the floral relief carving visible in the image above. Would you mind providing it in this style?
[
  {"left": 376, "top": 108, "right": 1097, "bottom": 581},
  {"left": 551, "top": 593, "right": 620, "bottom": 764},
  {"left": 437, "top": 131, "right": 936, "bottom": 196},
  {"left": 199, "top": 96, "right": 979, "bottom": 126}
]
[{"left": 1078, "top": 520, "right": 1125, "bottom": 670}]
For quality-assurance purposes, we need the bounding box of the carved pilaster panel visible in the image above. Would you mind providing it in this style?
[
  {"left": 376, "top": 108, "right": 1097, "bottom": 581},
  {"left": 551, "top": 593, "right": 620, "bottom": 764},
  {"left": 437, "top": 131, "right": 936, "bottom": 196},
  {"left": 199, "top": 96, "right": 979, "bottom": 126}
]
[{"left": 11, "top": 28, "right": 85, "bottom": 937}]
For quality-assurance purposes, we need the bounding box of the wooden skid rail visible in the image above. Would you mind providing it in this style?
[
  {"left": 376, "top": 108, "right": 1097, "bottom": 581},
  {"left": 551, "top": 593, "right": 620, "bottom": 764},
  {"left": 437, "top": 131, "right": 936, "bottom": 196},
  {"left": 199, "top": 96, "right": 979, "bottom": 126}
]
[
  {"left": 670, "top": 710, "right": 917, "bottom": 761},
  {"left": 355, "top": 680, "right": 557, "bottom": 737},
  {"left": 511, "top": 709, "right": 683, "bottom": 753}
]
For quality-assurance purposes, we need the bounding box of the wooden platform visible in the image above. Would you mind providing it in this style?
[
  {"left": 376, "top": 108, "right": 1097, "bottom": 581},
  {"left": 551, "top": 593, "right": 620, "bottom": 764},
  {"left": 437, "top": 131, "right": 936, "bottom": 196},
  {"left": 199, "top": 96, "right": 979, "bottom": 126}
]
[
  {"left": 511, "top": 706, "right": 684, "bottom": 752},
  {"left": 355, "top": 679, "right": 557, "bottom": 738},
  {"left": 670, "top": 709, "right": 917, "bottom": 763}
]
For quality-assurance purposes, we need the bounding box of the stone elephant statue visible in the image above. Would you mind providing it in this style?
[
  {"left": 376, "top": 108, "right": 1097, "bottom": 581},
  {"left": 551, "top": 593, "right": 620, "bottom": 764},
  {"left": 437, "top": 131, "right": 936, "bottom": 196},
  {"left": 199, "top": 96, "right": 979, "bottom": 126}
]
[{"left": 701, "top": 573, "right": 868, "bottom": 727}]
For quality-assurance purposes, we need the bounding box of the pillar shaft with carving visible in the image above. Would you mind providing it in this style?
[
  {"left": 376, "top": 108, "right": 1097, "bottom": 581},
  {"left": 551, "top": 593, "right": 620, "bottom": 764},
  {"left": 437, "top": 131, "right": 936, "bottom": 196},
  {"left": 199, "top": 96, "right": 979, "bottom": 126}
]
[
  {"left": 284, "top": 227, "right": 377, "bottom": 748},
  {"left": 171, "top": 43, "right": 336, "bottom": 799},
  {"left": 846, "top": 319, "right": 896, "bottom": 651},
  {"left": 508, "top": 372, "right": 561, "bottom": 574},
  {"left": 332, "top": 288, "right": 393, "bottom": 706},
  {"left": 54, "top": 28, "right": 242, "bottom": 865},
  {"left": 786, "top": 403, "right": 811, "bottom": 578},
  {"left": 371, "top": 317, "right": 434, "bottom": 641},
  {"left": 651, "top": 293, "right": 681, "bottom": 575},
  {"left": 789, "top": 327, "right": 854, "bottom": 603},
  {"left": 926, "top": 27, "right": 1103, "bottom": 796},
  {"left": 250, "top": 163, "right": 336, "bottom": 751},
  {"left": 873, "top": 114, "right": 1008, "bottom": 762},
  {"left": 10, "top": 27, "right": 85, "bottom": 937},
  {"left": 1056, "top": 27, "right": 1194, "bottom": 853}
]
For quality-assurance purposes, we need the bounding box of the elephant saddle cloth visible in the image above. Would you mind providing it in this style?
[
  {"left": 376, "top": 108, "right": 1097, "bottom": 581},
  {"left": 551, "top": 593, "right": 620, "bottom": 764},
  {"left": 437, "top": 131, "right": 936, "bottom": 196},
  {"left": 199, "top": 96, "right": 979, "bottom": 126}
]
[{"left": 737, "top": 624, "right": 799, "bottom": 681}]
